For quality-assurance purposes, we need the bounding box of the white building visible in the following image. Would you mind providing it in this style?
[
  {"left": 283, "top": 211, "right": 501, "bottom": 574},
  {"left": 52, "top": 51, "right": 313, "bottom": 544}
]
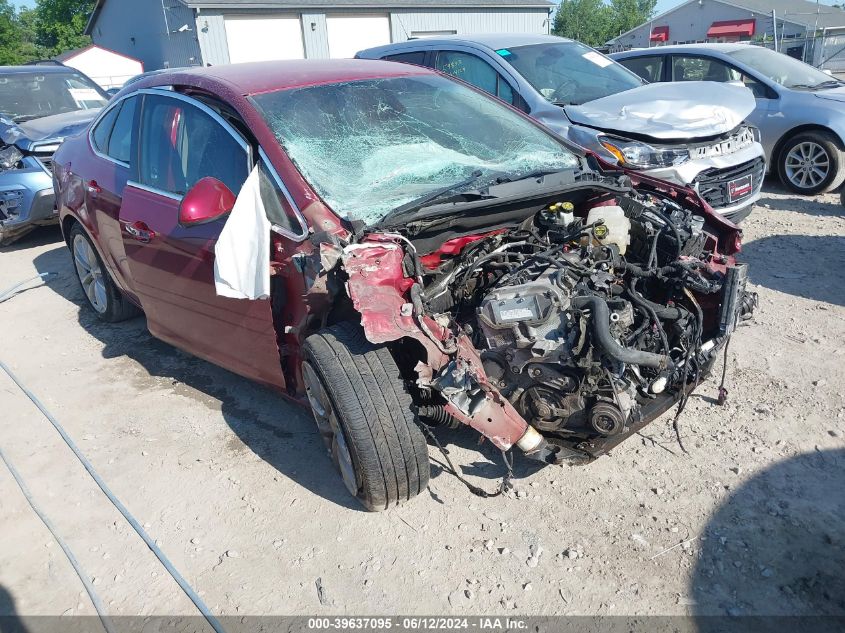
[
  {"left": 55, "top": 44, "right": 144, "bottom": 89},
  {"left": 84, "top": 0, "right": 554, "bottom": 70}
]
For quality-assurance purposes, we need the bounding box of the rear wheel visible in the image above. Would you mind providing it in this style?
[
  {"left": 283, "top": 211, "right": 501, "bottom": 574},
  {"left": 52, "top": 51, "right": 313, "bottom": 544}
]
[
  {"left": 69, "top": 224, "right": 139, "bottom": 322},
  {"left": 302, "top": 322, "right": 430, "bottom": 511},
  {"left": 778, "top": 131, "right": 845, "bottom": 195}
]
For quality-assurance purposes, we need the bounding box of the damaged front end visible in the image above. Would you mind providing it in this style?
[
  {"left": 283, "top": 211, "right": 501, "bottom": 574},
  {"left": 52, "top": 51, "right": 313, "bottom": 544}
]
[{"left": 333, "top": 175, "right": 756, "bottom": 467}]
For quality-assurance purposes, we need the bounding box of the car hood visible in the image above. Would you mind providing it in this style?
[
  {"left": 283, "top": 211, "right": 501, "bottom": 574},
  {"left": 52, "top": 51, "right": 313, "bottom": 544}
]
[
  {"left": 565, "top": 82, "right": 756, "bottom": 141},
  {"left": 0, "top": 109, "right": 100, "bottom": 151},
  {"left": 814, "top": 85, "right": 845, "bottom": 103}
]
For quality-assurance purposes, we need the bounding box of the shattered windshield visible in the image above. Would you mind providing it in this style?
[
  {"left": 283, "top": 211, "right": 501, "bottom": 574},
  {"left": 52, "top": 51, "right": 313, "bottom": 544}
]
[
  {"left": 0, "top": 72, "right": 108, "bottom": 122},
  {"left": 501, "top": 42, "right": 644, "bottom": 105},
  {"left": 252, "top": 75, "right": 579, "bottom": 225}
]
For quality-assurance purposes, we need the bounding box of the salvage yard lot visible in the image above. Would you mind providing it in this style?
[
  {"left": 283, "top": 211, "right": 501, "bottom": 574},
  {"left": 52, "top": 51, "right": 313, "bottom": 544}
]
[{"left": 0, "top": 183, "right": 843, "bottom": 617}]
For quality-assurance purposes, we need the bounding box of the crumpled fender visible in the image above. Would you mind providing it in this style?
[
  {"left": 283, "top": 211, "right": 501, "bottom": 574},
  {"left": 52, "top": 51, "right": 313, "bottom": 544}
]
[
  {"left": 434, "top": 335, "right": 532, "bottom": 452},
  {"left": 341, "top": 235, "right": 533, "bottom": 452}
]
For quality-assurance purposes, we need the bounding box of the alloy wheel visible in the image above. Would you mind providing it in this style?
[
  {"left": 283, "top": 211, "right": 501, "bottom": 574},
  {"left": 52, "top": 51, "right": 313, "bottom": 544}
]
[
  {"left": 302, "top": 360, "right": 359, "bottom": 496},
  {"left": 73, "top": 234, "right": 108, "bottom": 314},
  {"left": 784, "top": 141, "right": 830, "bottom": 190}
]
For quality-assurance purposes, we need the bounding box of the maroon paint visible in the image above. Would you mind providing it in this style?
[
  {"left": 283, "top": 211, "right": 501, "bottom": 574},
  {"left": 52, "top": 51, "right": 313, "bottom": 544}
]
[
  {"left": 117, "top": 183, "right": 286, "bottom": 390},
  {"left": 179, "top": 177, "right": 236, "bottom": 227},
  {"left": 54, "top": 60, "right": 743, "bottom": 414}
]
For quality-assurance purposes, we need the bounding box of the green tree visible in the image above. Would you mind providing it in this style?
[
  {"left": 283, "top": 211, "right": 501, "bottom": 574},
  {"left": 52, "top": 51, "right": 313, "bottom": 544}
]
[
  {"left": 0, "top": 0, "right": 23, "bottom": 64},
  {"left": 608, "top": 0, "right": 658, "bottom": 39},
  {"left": 553, "top": 0, "right": 614, "bottom": 47},
  {"left": 553, "top": 0, "right": 658, "bottom": 47},
  {"left": 16, "top": 8, "right": 46, "bottom": 61},
  {"left": 34, "top": 0, "right": 95, "bottom": 56}
]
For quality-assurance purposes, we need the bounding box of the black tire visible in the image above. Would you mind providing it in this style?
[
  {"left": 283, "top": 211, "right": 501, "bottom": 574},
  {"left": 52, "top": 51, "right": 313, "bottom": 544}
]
[
  {"left": 777, "top": 131, "right": 845, "bottom": 195},
  {"left": 302, "top": 322, "right": 430, "bottom": 511},
  {"left": 69, "top": 223, "right": 140, "bottom": 322}
]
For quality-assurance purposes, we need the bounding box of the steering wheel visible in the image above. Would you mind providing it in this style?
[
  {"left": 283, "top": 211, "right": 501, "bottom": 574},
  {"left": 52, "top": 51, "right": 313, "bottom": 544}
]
[{"left": 551, "top": 78, "right": 578, "bottom": 103}]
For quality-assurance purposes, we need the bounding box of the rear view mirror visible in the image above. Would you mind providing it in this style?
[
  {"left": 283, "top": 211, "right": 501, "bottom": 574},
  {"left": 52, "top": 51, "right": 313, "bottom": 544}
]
[{"left": 179, "top": 177, "right": 236, "bottom": 227}]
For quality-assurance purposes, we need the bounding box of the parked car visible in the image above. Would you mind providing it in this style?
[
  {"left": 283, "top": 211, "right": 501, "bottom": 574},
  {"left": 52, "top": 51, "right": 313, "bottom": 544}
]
[
  {"left": 612, "top": 44, "right": 845, "bottom": 195},
  {"left": 54, "top": 60, "right": 755, "bottom": 510},
  {"left": 357, "top": 34, "right": 766, "bottom": 222},
  {"left": 0, "top": 65, "right": 109, "bottom": 244}
]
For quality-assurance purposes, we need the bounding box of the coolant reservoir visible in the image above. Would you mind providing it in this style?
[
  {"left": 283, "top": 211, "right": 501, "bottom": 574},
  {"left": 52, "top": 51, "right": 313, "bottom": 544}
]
[{"left": 586, "top": 205, "right": 631, "bottom": 255}]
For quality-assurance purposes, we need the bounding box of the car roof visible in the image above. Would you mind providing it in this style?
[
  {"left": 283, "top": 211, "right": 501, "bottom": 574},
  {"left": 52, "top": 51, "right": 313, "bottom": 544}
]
[
  {"left": 360, "top": 33, "right": 573, "bottom": 56},
  {"left": 138, "top": 59, "right": 436, "bottom": 96},
  {"left": 0, "top": 65, "right": 83, "bottom": 74},
  {"left": 614, "top": 43, "right": 751, "bottom": 57}
]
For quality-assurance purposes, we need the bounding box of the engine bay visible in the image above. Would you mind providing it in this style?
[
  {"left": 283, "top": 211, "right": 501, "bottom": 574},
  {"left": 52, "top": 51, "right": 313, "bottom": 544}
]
[{"left": 334, "top": 179, "right": 757, "bottom": 465}]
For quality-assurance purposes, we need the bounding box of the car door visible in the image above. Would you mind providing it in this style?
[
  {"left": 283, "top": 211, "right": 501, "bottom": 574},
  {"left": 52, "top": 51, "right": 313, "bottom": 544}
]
[
  {"left": 85, "top": 94, "right": 141, "bottom": 296},
  {"left": 433, "top": 50, "right": 520, "bottom": 109},
  {"left": 118, "top": 90, "right": 285, "bottom": 390}
]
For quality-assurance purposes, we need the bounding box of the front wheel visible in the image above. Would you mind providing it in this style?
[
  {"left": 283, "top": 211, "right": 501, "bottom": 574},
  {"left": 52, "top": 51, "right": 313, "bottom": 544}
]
[
  {"left": 778, "top": 131, "right": 845, "bottom": 195},
  {"left": 302, "top": 323, "right": 430, "bottom": 511}
]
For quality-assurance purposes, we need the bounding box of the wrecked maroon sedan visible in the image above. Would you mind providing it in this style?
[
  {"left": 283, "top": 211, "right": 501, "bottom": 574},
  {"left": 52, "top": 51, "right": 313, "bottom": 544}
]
[{"left": 53, "top": 60, "right": 755, "bottom": 510}]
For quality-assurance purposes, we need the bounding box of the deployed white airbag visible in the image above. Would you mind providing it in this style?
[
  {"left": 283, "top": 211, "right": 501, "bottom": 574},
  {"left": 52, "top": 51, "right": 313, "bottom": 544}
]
[{"left": 214, "top": 166, "right": 271, "bottom": 300}]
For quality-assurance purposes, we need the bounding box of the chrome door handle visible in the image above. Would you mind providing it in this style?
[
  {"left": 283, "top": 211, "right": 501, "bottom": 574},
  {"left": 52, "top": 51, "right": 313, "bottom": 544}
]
[{"left": 125, "top": 221, "right": 156, "bottom": 243}]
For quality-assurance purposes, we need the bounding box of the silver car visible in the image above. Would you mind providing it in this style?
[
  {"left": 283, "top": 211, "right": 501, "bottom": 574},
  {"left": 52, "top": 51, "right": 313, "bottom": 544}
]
[
  {"left": 612, "top": 44, "right": 845, "bottom": 195},
  {"left": 358, "top": 34, "right": 766, "bottom": 221},
  {"left": 0, "top": 65, "right": 109, "bottom": 245}
]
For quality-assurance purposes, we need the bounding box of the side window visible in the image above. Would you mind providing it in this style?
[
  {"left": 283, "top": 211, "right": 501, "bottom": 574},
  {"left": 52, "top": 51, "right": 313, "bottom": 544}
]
[
  {"left": 672, "top": 56, "right": 741, "bottom": 82},
  {"left": 258, "top": 156, "right": 304, "bottom": 237},
  {"left": 107, "top": 96, "right": 137, "bottom": 164},
  {"left": 497, "top": 77, "right": 515, "bottom": 104},
  {"left": 619, "top": 56, "right": 664, "bottom": 83},
  {"left": 384, "top": 51, "right": 428, "bottom": 66},
  {"left": 91, "top": 104, "right": 120, "bottom": 153},
  {"left": 435, "top": 51, "right": 498, "bottom": 95},
  {"left": 139, "top": 94, "right": 249, "bottom": 197}
]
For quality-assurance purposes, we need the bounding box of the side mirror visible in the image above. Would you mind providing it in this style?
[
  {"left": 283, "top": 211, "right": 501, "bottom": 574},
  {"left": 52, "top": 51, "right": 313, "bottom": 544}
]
[{"left": 179, "top": 177, "right": 236, "bottom": 227}]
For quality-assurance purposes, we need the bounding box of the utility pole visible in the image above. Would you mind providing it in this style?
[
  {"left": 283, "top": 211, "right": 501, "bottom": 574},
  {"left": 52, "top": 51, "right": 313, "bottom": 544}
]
[{"left": 772, "top": 9, "right": 778, "bottom": 51}]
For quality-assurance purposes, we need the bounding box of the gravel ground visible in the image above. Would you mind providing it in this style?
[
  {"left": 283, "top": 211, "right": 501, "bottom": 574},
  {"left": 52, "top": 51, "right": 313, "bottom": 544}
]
[{"left": 0, "top": 182, "right": 843, "bottom": 620}]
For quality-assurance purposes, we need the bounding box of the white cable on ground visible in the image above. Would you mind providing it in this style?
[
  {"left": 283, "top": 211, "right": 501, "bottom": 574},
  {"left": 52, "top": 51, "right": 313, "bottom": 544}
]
[
  {"left": 0, "top": 358, "right": 227, "bottom": 633},
  {"left": 0, "top": 272, "right": 56, "bottom": 303},
  {"left": 0, "top": 444, "right": 115, "bottom": 633}
]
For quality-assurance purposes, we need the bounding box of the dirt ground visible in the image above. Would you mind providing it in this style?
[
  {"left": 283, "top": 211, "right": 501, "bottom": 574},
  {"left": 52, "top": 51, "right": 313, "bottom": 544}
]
[{"left": 1, "top": 181, "right": 843, "bottom": 620}]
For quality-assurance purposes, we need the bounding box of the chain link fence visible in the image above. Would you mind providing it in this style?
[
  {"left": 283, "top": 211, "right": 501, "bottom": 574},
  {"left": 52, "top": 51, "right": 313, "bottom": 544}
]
[{"left": 750, "top": 29, "right": 845, "bottom": 74}]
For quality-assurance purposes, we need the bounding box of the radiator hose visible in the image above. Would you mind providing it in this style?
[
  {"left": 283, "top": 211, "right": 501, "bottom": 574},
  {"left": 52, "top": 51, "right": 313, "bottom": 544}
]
[{"left": 570, "top": 295, "right": 671, "bottom": 370}]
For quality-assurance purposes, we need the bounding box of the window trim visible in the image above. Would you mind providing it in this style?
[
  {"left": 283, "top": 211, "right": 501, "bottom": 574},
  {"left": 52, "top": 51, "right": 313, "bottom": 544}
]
[
  {"left": 258, "top": 146, "right": 308, "bottom": 241},
  {"left": 125, "top": 179, "right": 185, "bottom": 202},
  {"left": 135, "top": 88, "right": 252, "bottom": 200},
  {"left": 88, "top": 93, "right": 134, "bottom": 168}
]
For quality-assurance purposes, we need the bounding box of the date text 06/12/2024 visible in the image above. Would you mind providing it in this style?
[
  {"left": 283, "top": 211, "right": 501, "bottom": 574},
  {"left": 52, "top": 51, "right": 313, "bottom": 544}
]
[{"left": 307, "top": 617, "right": 528, "bottom": 630}]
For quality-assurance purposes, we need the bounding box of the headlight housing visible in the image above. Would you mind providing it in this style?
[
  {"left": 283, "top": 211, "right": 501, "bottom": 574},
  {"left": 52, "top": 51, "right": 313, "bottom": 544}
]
[
  {"left": 598, "top": 136, "right": 690, "bottom": 169},
  {"left": 0, "top": 145, "right": 24, "bottom": 171}
]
